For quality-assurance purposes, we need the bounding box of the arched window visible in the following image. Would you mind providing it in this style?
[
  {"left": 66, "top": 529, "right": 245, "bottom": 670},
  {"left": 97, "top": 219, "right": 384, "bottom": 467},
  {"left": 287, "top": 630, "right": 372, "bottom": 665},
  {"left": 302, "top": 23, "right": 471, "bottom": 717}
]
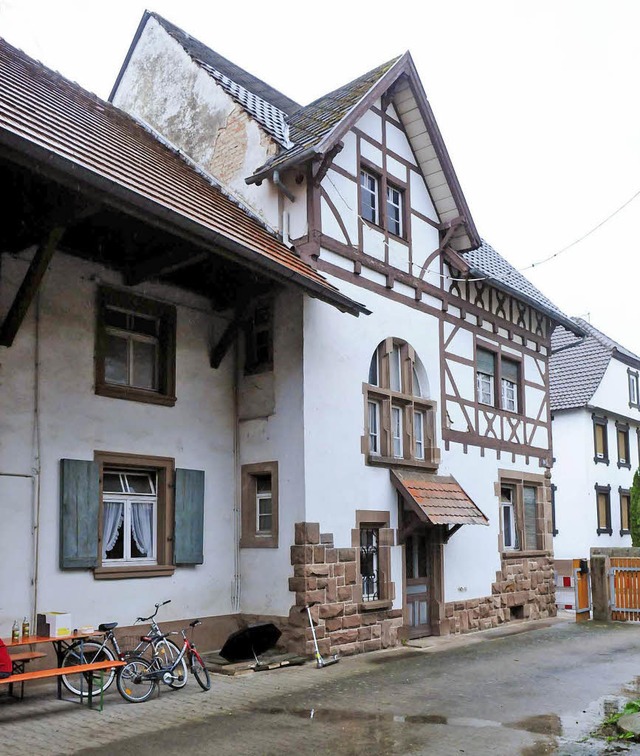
[{"left": 365, "top": 339, "right": 437, "bottom": 467}]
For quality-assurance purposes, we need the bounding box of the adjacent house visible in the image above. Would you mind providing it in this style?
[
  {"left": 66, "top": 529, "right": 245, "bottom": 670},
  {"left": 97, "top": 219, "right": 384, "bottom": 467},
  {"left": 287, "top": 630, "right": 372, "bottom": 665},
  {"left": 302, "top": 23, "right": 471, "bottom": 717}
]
[
  {"left": 550, "top": 318, "right": 640, "bottom": 606},
  {"left": 1, "top": 9, "right": 580, "bottom": 660}
]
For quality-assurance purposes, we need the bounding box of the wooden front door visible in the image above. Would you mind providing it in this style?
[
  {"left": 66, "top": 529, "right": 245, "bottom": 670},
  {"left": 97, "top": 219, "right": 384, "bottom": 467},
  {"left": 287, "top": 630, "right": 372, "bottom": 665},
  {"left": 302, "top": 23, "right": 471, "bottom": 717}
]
[{"left": 405, "top": 531, "right": 431, "bottom": 637}]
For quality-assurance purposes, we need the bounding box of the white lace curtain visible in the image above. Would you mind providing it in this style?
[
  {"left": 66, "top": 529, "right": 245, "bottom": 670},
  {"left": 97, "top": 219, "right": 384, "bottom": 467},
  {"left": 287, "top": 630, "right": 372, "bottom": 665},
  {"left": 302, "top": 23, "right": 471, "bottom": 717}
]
[
  {"left": 103, "top": 501, "right": 124, "bottom": 558},
  {"left": 131, "top": 502, "right": 153, "bottom": 557}
]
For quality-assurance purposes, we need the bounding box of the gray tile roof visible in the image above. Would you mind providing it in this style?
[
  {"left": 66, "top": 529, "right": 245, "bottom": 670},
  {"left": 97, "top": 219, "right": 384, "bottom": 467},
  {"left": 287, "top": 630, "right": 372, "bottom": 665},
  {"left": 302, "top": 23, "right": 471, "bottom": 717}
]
[
  {"left": 550, "top": 318, "right": 640, "bottom": 411},
  {"left": 254, "top": 57, "right": 401, "bottom": 177},
  {"left": 461, "top": 240, "right": 578, "bottom": 332},
  {"left": 149, "top": 13, "right": 297, "bottom": 147}
]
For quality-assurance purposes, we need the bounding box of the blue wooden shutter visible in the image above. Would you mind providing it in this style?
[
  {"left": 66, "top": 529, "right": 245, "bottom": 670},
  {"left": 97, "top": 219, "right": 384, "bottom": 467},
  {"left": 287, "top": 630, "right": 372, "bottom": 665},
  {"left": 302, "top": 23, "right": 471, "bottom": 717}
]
[
  {"left": 60, "top": 459, "right": 100, "bottom": 569},
  {"left": 174, "top": 468, "right": 205, "bottom": 565}
]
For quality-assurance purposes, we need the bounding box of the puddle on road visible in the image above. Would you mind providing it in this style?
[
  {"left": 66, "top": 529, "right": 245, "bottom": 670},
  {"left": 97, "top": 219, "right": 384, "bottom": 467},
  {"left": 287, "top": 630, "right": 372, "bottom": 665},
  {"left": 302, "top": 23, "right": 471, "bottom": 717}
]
[{"left": 256, "top": 692, "right": 636, "bottom": 747}]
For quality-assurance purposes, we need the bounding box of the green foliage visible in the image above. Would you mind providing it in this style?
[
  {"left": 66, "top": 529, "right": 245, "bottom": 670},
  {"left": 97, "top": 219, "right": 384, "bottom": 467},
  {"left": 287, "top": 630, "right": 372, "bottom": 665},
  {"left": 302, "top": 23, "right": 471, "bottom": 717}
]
[{"left": 631, "top": 469, "right": 640, "bottom": 547}]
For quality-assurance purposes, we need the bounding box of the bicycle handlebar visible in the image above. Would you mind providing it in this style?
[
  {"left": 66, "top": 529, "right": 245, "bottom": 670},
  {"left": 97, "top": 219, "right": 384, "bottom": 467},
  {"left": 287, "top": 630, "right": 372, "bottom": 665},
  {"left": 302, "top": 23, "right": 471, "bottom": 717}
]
[{"left": 136, "top": 600, "right": 171, "bottom": 623}]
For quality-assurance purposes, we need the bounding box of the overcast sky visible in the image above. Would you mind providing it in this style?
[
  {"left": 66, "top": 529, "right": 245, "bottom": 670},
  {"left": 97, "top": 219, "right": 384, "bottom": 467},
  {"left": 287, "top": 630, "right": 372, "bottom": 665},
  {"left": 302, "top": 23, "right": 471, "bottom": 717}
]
[{"left": 1, "top": 0, "right": 639, "bottom": 353}]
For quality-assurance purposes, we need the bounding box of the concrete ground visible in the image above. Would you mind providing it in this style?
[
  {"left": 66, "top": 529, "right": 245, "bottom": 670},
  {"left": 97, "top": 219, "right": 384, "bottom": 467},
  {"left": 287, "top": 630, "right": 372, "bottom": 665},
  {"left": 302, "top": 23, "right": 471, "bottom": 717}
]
[{"left": 3, "top": 612, "right": 640, "bottom": 755}]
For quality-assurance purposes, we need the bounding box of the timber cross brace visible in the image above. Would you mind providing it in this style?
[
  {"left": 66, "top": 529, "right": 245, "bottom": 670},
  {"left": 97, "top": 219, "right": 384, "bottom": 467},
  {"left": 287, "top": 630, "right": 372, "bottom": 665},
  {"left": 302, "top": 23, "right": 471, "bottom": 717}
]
[{"left": 0, "top": 225, "right": 66, "bottom": 347}]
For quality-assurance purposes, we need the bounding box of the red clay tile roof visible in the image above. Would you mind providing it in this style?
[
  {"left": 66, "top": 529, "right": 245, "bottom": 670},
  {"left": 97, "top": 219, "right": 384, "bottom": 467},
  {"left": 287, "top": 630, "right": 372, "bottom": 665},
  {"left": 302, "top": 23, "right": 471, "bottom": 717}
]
[
  {"left": 0, "top": 37, "right": 367, "bottom": 317},
  {"left": 391, "top": 471, "right": 488, "bottom": 526}
]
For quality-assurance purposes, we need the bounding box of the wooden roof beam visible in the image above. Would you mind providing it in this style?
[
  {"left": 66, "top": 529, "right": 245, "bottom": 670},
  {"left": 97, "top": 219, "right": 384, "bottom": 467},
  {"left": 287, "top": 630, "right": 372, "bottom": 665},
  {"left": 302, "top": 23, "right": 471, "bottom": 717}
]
[{"left": 0, "top": 226, "right": 65, "bottom": 347}]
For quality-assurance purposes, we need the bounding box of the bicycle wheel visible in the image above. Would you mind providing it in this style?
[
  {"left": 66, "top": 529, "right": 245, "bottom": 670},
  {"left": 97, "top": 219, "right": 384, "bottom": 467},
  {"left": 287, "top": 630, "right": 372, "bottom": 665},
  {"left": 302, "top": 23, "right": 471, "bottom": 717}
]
[
  {"left": 61, "top": 641, "right": 116, "bottom": 696},
  {"left": 190, "top": 650, "right": 211, "bottom": 691},
  {"left": 153, "top": 638, "right": 188, "bottom": 689},
  {"left": 116, "top": 656, "right": 156, "bottom": 703}
]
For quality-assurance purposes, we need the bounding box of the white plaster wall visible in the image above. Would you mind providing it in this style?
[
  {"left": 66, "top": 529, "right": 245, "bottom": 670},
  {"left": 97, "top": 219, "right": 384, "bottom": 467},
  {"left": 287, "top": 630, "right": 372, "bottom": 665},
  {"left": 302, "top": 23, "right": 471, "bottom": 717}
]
[
  {"left": 0, "top": 251, "right": 237, "bottom": 635},
  {"left": 593, "top": 358, "right": 640, "bottom": 422},
  {"left": 112, "top": 16, "right": 281, "bottom": 230},
  {"left": 239, "top": 289, "right": 306, "bottom": 616},
  {"left": 552, "top": 407, "right": 635, "bottom": 559}
]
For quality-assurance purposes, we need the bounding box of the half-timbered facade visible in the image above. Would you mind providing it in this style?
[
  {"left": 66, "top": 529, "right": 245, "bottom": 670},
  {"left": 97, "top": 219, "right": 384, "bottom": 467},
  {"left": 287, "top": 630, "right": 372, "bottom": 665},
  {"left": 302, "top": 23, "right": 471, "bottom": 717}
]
[{"left": 107, "top": 11, "right": 584, "bottom": 654}]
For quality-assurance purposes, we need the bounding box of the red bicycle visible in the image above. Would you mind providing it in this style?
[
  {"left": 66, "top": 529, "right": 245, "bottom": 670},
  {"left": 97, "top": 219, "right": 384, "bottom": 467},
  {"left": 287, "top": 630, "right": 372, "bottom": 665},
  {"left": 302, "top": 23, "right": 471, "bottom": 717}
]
[{"left": 117, "top": 620, "right": 211, "bottom": 702}]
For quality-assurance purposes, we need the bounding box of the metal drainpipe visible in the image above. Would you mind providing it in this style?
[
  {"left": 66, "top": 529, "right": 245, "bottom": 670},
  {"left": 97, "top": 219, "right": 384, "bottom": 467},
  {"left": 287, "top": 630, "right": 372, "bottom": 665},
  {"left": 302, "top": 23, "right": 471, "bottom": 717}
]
[
  {"left": 231, "top": 333, "right": 242, "bottom": 612},
  {"left": 272, "top": 170, "right": 295, "bottom": 203}
]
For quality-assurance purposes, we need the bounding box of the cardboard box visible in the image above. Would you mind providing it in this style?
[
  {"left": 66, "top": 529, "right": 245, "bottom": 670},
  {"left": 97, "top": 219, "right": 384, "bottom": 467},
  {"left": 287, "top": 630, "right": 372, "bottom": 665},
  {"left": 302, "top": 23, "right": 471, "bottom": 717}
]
[{"left": 44, "top": 612, "right": 72, "bottom": 637}]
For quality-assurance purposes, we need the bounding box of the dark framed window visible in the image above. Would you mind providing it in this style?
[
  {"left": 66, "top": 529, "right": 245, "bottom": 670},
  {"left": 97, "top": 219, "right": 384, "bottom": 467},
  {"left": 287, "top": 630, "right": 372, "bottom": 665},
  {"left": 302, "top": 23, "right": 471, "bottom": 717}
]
[
  {"left": 595, "top": 484, "right": 612, "bottom": 535},
  {"left": 359, "top": 161, "right": 408, "bottom": 240},
  {"left": 364, "top": 339, "right": 437, "bottom": 468},
  {"left": 629, "top": 369, "right": 639, "bottom": 408},
  {"left": 592, "top": 415, "right": 609, "bottom": 464},
  {"left": 60, "top": 455, "right": 204, "bottom": 579},
  {"left": 240, "top": 462, "right": 279, "bottom": 548},
  {"left": 244, "top": 299, "right": 273, "bottom": 374},
  {"left": 96, "top": 287, "right": 176, "bottom": 406},
  {"left": 353, "top": 510, "right": 393, "bottom": 609},
  {"left": 617, "top": 423, "right": 631, "bottom": 468},
  {"left": 620, "top": 488, "right": 631, "bottom": 535},
  {"left": 476, "top": 344, "right": 521, "bottom": 414},
  {"left": 499, "top": 473, "right": 546, "bottom": 553},
  {"left": 386, "top": 183, "right": 404, "bottom": 237}
]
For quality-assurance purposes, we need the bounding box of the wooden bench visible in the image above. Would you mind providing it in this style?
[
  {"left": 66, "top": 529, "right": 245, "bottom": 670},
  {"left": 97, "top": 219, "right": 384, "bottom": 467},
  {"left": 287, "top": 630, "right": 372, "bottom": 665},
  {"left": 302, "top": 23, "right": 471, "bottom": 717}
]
[
  {"left": 0, "top": 659, "right": 126, "bottom": 709},
  {"left": 7, "top": 651, "right": 47, "bottom": 699}
]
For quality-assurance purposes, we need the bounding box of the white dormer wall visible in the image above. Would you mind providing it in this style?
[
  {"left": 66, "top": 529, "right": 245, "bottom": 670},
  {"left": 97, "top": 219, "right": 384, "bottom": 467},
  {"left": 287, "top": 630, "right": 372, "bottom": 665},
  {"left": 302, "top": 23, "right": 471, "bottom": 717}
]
[
  {"left": 592, "top": 356, "right": 640, "bottom": 421},
  {"left": 320, "top": 100, "right": 441, "bottom": 279},
  {"left": 111, "top": 16, "right": 282, "bottom": 231}
]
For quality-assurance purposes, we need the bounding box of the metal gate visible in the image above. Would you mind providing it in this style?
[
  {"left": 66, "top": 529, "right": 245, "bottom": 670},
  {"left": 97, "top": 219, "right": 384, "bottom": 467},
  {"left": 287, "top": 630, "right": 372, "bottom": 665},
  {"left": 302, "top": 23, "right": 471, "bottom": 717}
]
[{"left": 609, "top": 557, "right": 640, "bottom": 621}]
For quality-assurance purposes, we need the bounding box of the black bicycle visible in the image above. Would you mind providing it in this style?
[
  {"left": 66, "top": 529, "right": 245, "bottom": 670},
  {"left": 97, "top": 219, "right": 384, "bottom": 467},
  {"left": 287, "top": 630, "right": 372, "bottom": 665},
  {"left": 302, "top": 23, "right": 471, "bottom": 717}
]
[{"left": 60, "top": 600, "right": 187, "bottom": 696}]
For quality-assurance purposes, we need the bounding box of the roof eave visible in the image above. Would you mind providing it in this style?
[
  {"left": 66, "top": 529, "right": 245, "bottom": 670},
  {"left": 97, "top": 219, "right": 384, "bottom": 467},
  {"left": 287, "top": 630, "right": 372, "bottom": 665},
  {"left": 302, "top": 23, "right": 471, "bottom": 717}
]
[{"left": 1, "top": 130, "right": 368, "bottom": 317}]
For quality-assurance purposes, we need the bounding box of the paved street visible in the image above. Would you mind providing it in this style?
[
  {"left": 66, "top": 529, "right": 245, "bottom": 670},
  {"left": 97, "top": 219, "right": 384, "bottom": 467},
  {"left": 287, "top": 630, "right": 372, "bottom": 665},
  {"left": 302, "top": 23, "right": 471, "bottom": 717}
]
[{"left": 3, "top": 614, "right": 640, "bottom": 755}]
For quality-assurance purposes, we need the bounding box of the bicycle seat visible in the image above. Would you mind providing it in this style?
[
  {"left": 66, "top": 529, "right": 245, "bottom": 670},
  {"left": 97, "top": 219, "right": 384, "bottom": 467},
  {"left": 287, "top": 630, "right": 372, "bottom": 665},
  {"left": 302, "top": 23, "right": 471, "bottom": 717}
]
[{"left": 98, "top": 622, "right": 118, "bottom": 632}]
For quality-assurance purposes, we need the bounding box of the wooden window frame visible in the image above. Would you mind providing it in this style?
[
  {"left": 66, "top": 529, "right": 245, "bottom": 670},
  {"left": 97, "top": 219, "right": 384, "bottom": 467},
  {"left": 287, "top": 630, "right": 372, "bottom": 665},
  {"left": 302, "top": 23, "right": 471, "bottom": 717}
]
[
  {"left": 629, "top": 369, "right": 639, "bottom": 408},
  {"left": 244, "top": 298, "right": 274, "bottom": 375},
  {"left": 363, "top": 339, "right": 438, "bottom": 469},
  {"left": 619, "top": 487, "right": 631, "bottom": 536},
  {"left": 359, "top": 159, "right": 408, "bottom": 241},
  {"left": 616, "top": 422, "right": 631, "bottom": 469},
  {"left": 498, "top": 472, "right": 547, "bottom": 555},
  {"left": 592, "top": 415, "right": 609, "bottom": 465},
  {"left": 94, "top": 451, "right": 175, "bottom": 580},
  {"left": 240, "top": 462, "right": 279, "bottom": 548},
  {"left": 352, "top": 510, "right": 394, "bottom": 611},
  {"left": 95, "top": 287, "right": 176, "bottom": 407},
  {"left": 595, "top": 484, "right": 612, "bottom": 536},
  {"left": 476, "top": 341, "right": 523, "bottom": 415}
]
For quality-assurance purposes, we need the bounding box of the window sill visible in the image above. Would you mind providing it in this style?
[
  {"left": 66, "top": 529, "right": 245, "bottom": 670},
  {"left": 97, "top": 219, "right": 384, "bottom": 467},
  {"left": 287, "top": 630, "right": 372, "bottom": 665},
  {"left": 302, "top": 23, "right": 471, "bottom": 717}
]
[
  {"left": 597, "top": 529, "right": 613, "bottom": 536},
  {"left": 96, "top": 383, "right": 176, "bottom": 407},
  {"left": 94, "top": 564, "right": 175, "bottom": 580},
  {"left": 593, "top": 457, "right": 610, "bottom": 465},
  {"left": 620, "top": 530, "right": 631, "bottom": 536},
  {"left": 501, "top": 549, "right": 551, "bottom": 560},
  {"left": 240, "top": 537, "right": 278, "bottom": 549},
  {"left": 618, "top": 462, "right": 632, "bottom": 470},
  {"left": 367, "top": 454, "right": 439, "bottom": 471},
  {"left": 359, "top": 599, "right": 392, "bottom": 612}
]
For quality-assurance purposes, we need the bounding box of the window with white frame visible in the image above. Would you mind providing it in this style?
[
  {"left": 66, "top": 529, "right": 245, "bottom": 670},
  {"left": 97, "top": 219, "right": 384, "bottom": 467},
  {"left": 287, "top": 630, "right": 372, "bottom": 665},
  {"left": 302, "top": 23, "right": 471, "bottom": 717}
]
[
  {"left": 477, "top": 348, "right": 495, "bottom": 406},
  {"left": 501, "top": 358, "right": 519, "bottom": 412},
  {"left": 629, "top": 370, "right": 639, "bottom": 407},
  {"left": 96, "top": 287, "right": 176, "bottom": 406},
  {"left": 360, "top": 169, "right": 379, "bottom": 224},
  {"left": 476, "top": 346, "right": 521, "bottom": 413},
  {"left": 500, "top": 486, "right": 518, "bottom": 550},
  {"left": 364, "top": 339, "right": 436, "bottom": 466},
  {"left": 499, "top": 475, "right": 545, "bottom": 553},
  {"left": 102, "top": 470, "right": 157, "bottom": 564},
  {"left": 368, "top": 400, "right": 381, "bottom": 455},
  {"left": 240, "top": 462, "right": 279, "bottom": 548},
  {"left": 386, "top": 184, "right": 404, "bottom": 237}
]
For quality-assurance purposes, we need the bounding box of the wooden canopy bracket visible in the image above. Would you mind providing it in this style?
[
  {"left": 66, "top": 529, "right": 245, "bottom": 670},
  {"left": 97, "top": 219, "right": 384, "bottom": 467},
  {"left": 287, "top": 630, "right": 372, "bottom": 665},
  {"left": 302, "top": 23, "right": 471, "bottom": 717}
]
[
  {"left": 443, "top": 523, "right": 463, "bottom": 543},
  {"left": 209, "top": 286, "right": 258, "bottom": 369},
  {"left": 312, "top": 143, "right": 343, "bottom": 187},
  {"left": 0, "top": 226, "right": 65, "bottom": 347}
]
